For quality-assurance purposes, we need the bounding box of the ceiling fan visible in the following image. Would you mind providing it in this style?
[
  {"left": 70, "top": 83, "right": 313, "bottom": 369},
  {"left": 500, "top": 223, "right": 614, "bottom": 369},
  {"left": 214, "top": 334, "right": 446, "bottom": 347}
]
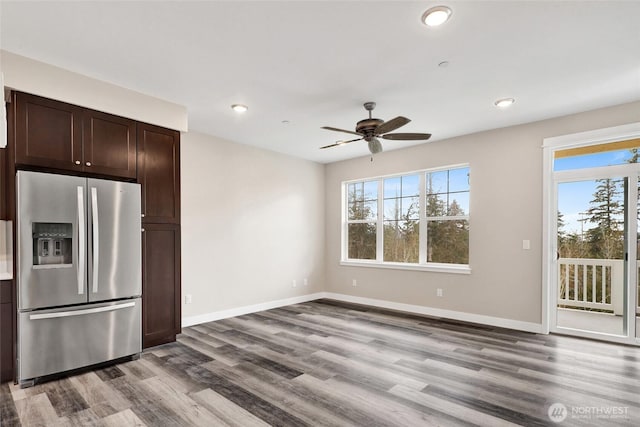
[{"left": 320, "top": 102, "right": 431, "bottom": 154}]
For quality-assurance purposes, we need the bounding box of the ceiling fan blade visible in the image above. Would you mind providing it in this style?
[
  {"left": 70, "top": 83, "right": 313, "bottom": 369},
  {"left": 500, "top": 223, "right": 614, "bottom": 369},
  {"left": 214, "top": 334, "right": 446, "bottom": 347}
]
[
  {"left": 381, "top": 132, "right": 432, "bottom": 141},
  {"left": 375, "top": 116, "right": 410, "bottom": 135},
  {"left": 319, "top": 137, "right": 363, "bottom": 149},
  {"left": 321, "top": 126, "right": 362, "bottom": 137}
]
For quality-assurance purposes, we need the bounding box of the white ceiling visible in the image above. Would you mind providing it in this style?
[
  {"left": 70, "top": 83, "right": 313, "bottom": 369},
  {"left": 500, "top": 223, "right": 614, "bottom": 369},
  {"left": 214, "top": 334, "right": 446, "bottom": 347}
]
[{"left": 2, "top": 1, "right": 639, "bottom": 164}]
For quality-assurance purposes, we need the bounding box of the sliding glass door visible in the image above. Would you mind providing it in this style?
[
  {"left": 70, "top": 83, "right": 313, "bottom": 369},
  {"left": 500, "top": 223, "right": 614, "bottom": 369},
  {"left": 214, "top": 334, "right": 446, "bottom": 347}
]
[{"left": 555, "top": 174, "right": 628, "bottom": 336}]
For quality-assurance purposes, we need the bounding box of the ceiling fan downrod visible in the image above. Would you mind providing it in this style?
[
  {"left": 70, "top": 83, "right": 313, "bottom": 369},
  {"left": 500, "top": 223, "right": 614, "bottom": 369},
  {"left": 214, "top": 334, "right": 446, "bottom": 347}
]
[{"left": 363, "top": 101, "right": 376, "bottom": 119}]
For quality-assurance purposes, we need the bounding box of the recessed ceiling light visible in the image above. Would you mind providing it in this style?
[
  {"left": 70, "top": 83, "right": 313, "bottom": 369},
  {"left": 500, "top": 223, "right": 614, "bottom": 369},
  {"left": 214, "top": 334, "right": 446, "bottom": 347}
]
[
  {"left": 231, "top": 104, "right": 248, "bottom": 113},
  {"left": 422, "top": 6, "right": 452, "bottom": 27},
  {"left": 494, "top": 98, "right": 515, "bottom": 108},
  {"left": 438, "top": 61, "right": 450, "bottom": 68}
]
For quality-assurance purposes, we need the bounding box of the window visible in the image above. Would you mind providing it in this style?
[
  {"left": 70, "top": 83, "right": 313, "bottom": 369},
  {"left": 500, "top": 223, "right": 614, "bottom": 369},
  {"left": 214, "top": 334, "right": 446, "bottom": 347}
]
[
  {"left": 346, "top": 180, "right": 378, "bottom": 260},
  {"left": 343, "top": 165, "right": 470, "bottom": 273},
  {"left": 383, "top": 174, "right": 420, "bottom": 263},
  {"left": 425, "top": 168, "right": 470, "bottom": 264}
]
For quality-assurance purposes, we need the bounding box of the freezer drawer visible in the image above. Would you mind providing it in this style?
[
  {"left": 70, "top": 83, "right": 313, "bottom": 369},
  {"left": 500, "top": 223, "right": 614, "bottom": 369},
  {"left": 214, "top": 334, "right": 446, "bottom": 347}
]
[{"left": 18, "top": 298, "right": 141, "bottom": 383}]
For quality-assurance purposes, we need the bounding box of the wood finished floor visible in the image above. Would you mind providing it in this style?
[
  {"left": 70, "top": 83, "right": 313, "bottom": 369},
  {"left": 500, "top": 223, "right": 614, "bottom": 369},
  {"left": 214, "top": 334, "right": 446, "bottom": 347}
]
[{"left": 1, "top": 299, "right": 639, "bottom": 426}]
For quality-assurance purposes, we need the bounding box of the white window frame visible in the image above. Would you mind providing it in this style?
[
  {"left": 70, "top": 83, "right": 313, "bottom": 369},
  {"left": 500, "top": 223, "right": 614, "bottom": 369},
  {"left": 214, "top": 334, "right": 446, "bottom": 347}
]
[{"left": 341, "top": 164, "right": 471, "bottom": 274}]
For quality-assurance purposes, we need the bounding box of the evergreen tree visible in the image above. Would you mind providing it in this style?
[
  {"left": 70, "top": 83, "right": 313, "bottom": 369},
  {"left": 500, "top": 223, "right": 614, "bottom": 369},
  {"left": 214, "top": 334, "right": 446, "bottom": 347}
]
[
  {"left": 626, "top": 148, "right": 640, "bottom": 222},
  {"left": 584, "top": 178, "right": 624, "bottom": 259},
  {"left": 557, "top": 210, "right": 566, "bottom": 239},
  {"left": 347, "top": 187, "right": 376, "bottom": 259},
  {"left": 383, "top": 198, "right": 419, "bottom": 263},
  {"left": 426, "top": 198, "right": 469, "bottom": 264}
]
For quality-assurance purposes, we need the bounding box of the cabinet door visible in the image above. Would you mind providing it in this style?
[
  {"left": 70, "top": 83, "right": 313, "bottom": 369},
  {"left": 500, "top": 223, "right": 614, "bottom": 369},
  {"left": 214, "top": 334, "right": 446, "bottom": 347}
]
[
  {"left": 142, "top": 224, "right": 181, "bottom": 348},
  {"left": 15, "top": 92, "right": 83, "bottom": 171},
  {"left": 1, "top": 282, "right": 14, "bottom": 382},
  {"left": 137, "top": 123, "right": 180, "bottom": 223},
  {"left": 83, "top": 110, "right": 137, "bottom": 178}
]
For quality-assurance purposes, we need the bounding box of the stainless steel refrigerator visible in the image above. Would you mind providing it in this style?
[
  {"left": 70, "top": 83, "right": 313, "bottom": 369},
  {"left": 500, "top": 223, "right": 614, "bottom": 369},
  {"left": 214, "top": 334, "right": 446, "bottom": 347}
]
[{"left": 16, "top": 171, "right": 142, "bottom": 385}]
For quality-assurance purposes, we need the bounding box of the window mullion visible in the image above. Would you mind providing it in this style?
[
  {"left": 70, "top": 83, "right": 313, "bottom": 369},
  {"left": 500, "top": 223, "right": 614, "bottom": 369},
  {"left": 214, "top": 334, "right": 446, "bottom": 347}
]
[
  {"left": 425, "top": 215, "right": 470, "bottom": 221},
  {"left": 342, "top": 182, "right": 347, "bottom": 260},
  {"left": 419, "top": 173, "right": 427, "bottom": 264},
  {"left": 376, "top": 179, "right": 384, "bottom": 262}
]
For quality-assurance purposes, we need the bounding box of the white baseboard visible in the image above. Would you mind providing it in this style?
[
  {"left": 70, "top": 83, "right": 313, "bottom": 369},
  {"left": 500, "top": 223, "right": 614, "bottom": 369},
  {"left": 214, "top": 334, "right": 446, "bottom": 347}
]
[
  {"left": 181, "top": 292, "right": 325, "bottom": 327},
  {"left": 323, "top": 292, "right": 544, "bottom": 334},
  {"left": 182, "top": 291, "right": 543, "bottom": 334}
]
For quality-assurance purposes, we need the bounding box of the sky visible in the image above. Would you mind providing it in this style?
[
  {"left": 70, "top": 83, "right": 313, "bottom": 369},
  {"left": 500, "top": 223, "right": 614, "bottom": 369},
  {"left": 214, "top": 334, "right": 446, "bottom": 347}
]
[{"left": 554, "top": 149, "right": 633, "bottom": 172}]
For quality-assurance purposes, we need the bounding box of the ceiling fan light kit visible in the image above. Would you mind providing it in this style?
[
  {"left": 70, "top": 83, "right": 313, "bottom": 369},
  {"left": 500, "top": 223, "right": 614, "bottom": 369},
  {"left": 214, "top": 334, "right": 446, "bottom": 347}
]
[
  {"left": 320, "top": 102, "right": 432, "bottom": 155},
  {"left": 367, "top": 138, "right": 383, "bottom": 154},
  {"left": 422, "top": 5, "right": 452, "bottom": 27}
]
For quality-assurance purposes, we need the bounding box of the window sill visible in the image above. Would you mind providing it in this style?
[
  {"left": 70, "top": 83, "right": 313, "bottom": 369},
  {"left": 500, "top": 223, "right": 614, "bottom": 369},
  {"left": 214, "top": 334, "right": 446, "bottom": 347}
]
[{"left": 340, "top": 260, "right": 471, "bottom": 274}]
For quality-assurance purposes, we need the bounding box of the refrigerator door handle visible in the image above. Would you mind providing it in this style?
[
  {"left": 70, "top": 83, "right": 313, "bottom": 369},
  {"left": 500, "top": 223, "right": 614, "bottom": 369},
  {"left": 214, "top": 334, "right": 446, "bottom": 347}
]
[
  {"left": 77, "top": 186, "right": 85, "bottom": 295},
  {"left": 91, "top": 187, "right": 99, "bottom": 294},
  {"left": 28, "top": 301, "right": 136, "bottom": 320}
]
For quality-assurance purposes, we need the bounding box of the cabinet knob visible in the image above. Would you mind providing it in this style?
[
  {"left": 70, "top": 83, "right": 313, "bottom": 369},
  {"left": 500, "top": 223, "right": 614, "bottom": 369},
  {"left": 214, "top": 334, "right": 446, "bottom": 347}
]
[
  {"left": 141, "top": 213, "right": 145, "bottom": 218},
  {"left": 141, "top": 228, "right": 145, "bottom": 233},
  {"left": 85, "top": 162, "right": 92, "bottom": 167},
  {"left": 75, "top": 160, "right": 81, "bottom": 165}
]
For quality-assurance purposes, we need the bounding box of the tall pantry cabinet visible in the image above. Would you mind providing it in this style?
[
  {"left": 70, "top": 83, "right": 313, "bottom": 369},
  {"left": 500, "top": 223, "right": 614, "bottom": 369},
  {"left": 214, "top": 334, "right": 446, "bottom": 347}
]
[{"left": 137, "top": 123, "right": 182, "bottom": 348}]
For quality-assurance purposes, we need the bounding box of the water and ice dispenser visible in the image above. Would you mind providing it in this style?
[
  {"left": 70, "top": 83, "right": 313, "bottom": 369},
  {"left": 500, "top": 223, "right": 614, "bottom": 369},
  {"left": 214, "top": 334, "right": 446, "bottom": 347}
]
[{"left": 32, "top": 223, "right": 72, "bottom": 266}]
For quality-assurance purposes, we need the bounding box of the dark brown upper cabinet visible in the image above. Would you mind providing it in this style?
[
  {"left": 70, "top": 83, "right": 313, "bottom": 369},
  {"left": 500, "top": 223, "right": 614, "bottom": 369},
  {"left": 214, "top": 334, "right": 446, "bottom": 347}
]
[
  {"left": 15, "top": 92, "right": 83, "bottom": 171},
  {"left": 137, "top": 123, "right": 180, "bottom": 224},
  {"left": 14, "top": 92, "right": 136, "bottom": 179},
  {"left": 82, "top": 110, "right": 136, "bottom": 179}
]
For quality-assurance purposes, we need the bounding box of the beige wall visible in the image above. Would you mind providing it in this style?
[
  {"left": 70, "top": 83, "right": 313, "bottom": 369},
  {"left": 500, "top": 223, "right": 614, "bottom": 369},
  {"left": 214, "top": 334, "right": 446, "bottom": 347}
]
[
  {"left": 1, "top": 50, "right": 187, "bottom": 131},
  {"left": 181, "top": 132, "right": 325, "bottom": 318},
  {"left": 325, "top": 101, "right": 640, "bottom": 325}
]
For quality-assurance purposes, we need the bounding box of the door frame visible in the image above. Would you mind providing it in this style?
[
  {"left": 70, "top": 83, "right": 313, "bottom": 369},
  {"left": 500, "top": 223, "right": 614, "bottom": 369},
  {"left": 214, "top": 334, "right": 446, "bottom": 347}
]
[{"left": 542, "top": 122, "right": 640, "bottom": 345}]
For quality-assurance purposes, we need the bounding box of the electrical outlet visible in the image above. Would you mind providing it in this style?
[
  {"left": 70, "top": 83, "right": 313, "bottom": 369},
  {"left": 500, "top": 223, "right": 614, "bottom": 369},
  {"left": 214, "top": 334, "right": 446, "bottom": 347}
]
[
  {"left": 352, "top": 279, "right": 357, "bottom": 287},
  {"left": 185, "top": 294, "right": 193, "bottom": 304},
  {"left": 292, "top": 280, "right": 297, "bottom": 288},
  {"left": 436, "top": 288, "right": 443, "bottom": 297},
  {"left": 303, "top": 278, "right": 308, "bottom": 286}
]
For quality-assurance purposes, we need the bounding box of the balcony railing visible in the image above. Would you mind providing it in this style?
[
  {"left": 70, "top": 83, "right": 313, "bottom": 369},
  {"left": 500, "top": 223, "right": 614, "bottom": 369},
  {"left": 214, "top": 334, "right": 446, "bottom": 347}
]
[{"left": 558, "top": 258, "right": 624, "bottom": 315}]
